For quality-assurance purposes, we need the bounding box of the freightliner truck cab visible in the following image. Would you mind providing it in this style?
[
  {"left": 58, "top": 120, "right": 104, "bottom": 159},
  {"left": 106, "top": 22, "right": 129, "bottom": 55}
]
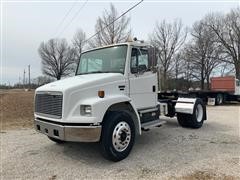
[{"left": 34, "top": 41, "right": 207, "bottom": 161}]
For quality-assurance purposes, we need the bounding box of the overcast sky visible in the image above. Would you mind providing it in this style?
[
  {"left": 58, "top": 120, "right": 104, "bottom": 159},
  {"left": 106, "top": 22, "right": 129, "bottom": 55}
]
[{"left": 1, "top": 0, "right": 239, "bottom": 85}]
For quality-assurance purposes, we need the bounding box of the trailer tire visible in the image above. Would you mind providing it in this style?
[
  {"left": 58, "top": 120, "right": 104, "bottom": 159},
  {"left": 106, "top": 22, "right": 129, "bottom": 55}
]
[
  {"left": 100, "top": 111, "right": 135, "bottom": 162},
  {"left": 177, "top": 99, "right": 204, "bottom": 129},
  {"left": 215, "top": 93, "right": 223, "bottom": 105},
  {"left": 48, "top": 136, "right": 65, "bottom": 144}
]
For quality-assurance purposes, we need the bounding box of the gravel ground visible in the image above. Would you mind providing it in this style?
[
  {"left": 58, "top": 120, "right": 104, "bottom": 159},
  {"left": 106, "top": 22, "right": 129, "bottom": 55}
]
[{"left": 1, "top": 105, "right": 240, "bottom": 179}]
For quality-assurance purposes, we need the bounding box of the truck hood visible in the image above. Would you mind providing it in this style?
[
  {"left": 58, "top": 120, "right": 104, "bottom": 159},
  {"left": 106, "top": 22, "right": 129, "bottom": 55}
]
[{"left": 36, "top": 73, "right": 125, "bottom": 93}]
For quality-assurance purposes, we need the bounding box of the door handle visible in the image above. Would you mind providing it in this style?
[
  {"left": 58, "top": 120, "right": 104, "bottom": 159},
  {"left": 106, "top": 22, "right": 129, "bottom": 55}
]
[
  {"left": 118, "top": 85, "right": 125, "bottom": 91},
  {"left": 152, "top": 85, "right": 156, "bottom": 92}
]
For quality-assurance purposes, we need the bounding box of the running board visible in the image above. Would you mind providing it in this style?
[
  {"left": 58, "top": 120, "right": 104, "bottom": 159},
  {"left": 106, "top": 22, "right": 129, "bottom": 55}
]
[{"left": 141, "top": 119, "right": 166, "bottom": 131}]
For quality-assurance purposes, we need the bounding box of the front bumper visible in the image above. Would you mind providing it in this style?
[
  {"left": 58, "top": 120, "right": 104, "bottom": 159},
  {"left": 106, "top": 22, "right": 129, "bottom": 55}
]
[{"left": 34, "top": 119, "right": 102, "bottom": 142}]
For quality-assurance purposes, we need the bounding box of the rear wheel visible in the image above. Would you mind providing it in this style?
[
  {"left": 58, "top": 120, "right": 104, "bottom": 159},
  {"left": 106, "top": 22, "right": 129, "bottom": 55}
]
[
  {"left": 48, "top": 136, "right": 65, "bottom": 144},
  {"left": 177, "top": 113, "right": 190, "bottom": 128},
  {"left": 100, "top": 111, "right": 135, "bottom": 162},
  {"left": 215, "top": 93, "right": 223, "bottom": 105},
  {"left": 177, "top": 99, "right": 205, "bottom": 129}
]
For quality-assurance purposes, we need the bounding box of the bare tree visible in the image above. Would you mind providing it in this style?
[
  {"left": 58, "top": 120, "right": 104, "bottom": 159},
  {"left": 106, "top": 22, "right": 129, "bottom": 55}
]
[
  {"left": 206, "top": 8, "right": 240, "bottom": 79},
  {"left": 38, "top": 39, "right": 75, "bottom": 80},
  {"left": 183, "top": 19, "right": 222, "bottom": 90},
  {"left": 89, "top": 3, "right": 131, "bottom": 48},
  {"left": 184, "top": 56, "right": 195, "bottom": 89},
  {"left": 33, "top": 76, "right": 54, "bottom": 86},
  {"left": 172, "top": 52, "right": 186, "bottom": 89},
  {"left": 150, "top": 19, "right": 187, "bottom": 90},
  {"left": 212, "top": 62, "right": 235, "bottom": 77},
  {"left": 72, "top": 29, "right": 86, "bottom": 63}
]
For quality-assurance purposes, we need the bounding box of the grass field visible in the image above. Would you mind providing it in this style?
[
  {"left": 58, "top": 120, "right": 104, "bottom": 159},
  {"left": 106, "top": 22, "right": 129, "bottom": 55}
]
[{"left": 0, "top": 89, "right": 34, "bottom": 130}]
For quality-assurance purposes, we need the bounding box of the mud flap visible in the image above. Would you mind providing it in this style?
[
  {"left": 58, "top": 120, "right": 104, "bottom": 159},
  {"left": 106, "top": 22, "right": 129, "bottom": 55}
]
[{"left": 175, "top": 98, "right": 207, "bottom": 120}]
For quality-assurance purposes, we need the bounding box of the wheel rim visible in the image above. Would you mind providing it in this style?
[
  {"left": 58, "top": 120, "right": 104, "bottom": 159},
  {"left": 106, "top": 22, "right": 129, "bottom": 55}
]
[
  {"left": 217, "top": 94, "right": 223, "bottom": 104},
  {"left": 112, "top": 121, "right": 131, "bottom": 152},
  {"left": 196, "top": 104, "right": 203, "bottom": 122}
]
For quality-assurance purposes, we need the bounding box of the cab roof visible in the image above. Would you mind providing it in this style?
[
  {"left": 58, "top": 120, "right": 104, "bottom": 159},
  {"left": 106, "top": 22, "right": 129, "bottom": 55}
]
[{"left": 82, "top": 41, "right": 150, "bottom": 54}]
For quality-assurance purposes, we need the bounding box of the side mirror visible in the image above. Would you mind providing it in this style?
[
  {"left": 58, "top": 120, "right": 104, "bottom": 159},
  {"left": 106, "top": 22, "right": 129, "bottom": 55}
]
[
  {"left": 131, "top": 65, "right": 147, "bottom": 74},
  {"left": 151, "top": 65, "right": 158, "bottom": 73},
  {"left": 138, "top": 64, "right": 147, "bottom": 73},
  {"left": 131, "top": 67, "right": 138, "bottom": 74}
]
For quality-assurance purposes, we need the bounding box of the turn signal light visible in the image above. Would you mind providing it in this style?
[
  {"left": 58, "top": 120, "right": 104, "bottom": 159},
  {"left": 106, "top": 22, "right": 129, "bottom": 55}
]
[{"left": 98, "top": 90, "right": 105, "bottom": 98}]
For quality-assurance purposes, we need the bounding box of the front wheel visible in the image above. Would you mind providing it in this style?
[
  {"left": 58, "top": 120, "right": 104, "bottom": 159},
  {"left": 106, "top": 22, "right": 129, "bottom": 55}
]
[
  {"left": 177, "top": 98, "right": 205, "bottom": 129},
  {"left": 100, "top": 111, "right": 135, "bottom": 162}
]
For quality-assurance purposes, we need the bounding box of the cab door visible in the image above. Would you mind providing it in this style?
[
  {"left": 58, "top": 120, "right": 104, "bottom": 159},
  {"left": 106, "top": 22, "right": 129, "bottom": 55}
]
[{"left": 128, "top": 47, "right": 158, "bottom": 109}]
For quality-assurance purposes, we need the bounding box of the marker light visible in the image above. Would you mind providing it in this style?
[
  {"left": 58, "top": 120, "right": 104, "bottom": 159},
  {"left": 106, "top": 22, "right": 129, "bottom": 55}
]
[{"left": 98, "top": 90, "right": 105, "bottom": 98}]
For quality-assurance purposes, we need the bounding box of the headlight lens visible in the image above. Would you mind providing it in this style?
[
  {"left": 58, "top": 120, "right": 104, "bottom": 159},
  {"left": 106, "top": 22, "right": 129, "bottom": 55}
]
[{"left": 81, "top": 105, "right": 92, "bottom": 115}]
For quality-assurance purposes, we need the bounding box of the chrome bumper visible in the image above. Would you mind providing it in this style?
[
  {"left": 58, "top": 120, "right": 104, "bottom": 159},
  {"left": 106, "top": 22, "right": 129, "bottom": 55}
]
[{"left": 34, "top": 119, "right": 102, "bottom": 142}]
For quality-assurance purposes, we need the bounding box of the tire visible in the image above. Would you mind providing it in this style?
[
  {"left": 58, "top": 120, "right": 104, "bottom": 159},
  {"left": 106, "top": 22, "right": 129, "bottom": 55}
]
[
  {"left": 100, "top": 111, "right": 135, "bottom": 162},
  {"left": 215, "top": 93, "right": 223, "bottom": 105},
  {"left": 177, "top": 113, "right": 190, "bottom": 128},
  {"left": 177, "top": 98, "right": 205, "bottom": 129},
  {"left": 48, "top": 136, "right": 65, "bottom": 144}
]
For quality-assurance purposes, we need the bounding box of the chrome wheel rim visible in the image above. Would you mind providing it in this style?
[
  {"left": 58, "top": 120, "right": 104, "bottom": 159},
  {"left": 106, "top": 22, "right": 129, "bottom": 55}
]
[
  {"left": 217, "top": 95, "right": 223, "bottom": 104},
  {"left": 196, "top": 104, "right": 203, "bottom": 122},
  {"left": 112, "top": 121, "right": 131, "bottom": 152}
]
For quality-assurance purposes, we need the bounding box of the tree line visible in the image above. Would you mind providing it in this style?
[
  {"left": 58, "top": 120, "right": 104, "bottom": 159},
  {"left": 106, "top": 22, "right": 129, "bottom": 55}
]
[{"left": 38, "top": 4, "right": 240, "bottom": 90}]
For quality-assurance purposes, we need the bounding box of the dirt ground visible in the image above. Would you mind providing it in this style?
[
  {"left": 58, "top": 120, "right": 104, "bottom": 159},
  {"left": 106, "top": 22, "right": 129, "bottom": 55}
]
[
  {"left": 0, "top": 89, "right": 34, "bottom": 130},
  {"left": 1, "top": 90, "right": 240, "bottom": 179}
]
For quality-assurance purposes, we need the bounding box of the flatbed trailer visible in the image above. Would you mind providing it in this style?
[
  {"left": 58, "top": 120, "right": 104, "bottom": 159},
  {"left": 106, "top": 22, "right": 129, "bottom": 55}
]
[
  {"left": 159, "top": 76, "right": 240, "bottom": 105},
  {"left": 159, "top": 90, "right": 240, "bottom": 105}
]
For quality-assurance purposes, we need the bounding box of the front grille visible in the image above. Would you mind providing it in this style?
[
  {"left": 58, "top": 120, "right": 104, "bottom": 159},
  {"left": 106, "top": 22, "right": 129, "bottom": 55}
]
[{"left": 35, "top": 92, "right": 63, "bottom": 118}]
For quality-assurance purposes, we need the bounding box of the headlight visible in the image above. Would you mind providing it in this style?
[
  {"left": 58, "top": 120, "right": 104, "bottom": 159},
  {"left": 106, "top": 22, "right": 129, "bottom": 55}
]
[{"left": 80, "top": 105, "right": 92, "bottom": 115}]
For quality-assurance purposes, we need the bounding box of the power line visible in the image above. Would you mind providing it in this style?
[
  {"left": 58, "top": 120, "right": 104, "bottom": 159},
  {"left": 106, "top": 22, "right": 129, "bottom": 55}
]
[
  {"left": 84, "top": 0, "right": 144, "bottom": 44},
  {"left": 53, "top": 0, "right": 80, "bottom": 37},
  {"left": 57, "top": 0, "right": 89, "bottom": 37}
]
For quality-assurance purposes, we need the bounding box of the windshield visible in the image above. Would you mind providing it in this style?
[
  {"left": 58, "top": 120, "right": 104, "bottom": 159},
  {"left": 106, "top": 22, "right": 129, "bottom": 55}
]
[{"left": 76, "top": 45, "right": 127, "bottom": 75}]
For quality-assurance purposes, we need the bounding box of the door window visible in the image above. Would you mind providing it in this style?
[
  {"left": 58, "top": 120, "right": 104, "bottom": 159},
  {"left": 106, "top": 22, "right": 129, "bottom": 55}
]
[
  {"left": 131, "top": 48, "right": 149, "bottom": 74},
  {"left": 138, "top": 49, "right": 148, "bottom": 67}
]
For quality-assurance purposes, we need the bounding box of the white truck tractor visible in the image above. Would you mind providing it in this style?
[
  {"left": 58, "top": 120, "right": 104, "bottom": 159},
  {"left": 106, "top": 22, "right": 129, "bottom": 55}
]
[{"left": 34, "top": 40, "right": 207, "bottom": 161}]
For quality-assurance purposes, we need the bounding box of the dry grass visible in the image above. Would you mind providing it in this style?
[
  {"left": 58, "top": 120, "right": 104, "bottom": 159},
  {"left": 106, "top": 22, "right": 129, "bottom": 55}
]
[{"left": 0, "top": 89, "right": 34, "bottom": 130}]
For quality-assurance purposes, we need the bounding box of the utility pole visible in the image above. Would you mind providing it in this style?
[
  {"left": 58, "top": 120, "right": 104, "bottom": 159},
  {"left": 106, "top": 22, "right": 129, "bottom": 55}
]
[
  {"left": 28, "top": 65, "right": 31, "bottom": 89},
  {"left": 23, "top": 69, "right": 26, "bottom": 89},
  {"left": 18, "top": 76, "right": 21, "bottom": 88}
]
